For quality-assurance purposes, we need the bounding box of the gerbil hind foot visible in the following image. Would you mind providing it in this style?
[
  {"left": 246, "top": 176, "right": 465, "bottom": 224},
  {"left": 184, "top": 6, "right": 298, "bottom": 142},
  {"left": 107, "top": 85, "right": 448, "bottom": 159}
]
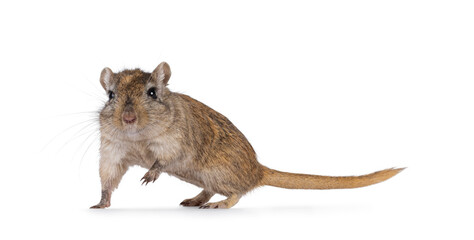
[
  {"left": 199, "top": 194, "right": 240, "bottom": 209},
  {"left": 180, "top": 190, "right": 215, "bottom": 207}
]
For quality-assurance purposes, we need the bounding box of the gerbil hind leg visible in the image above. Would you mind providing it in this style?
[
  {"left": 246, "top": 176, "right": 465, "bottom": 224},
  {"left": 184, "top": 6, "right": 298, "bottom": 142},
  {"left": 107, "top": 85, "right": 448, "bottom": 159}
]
[
  {"left": 90, "top": 162, "right": 128, "bottom": 209},
  {"left": 180, "top": 190, "right": 215, "bottom": 207},
  {"left": 199, "top": 194, "right": 241, "bottom": 209}
]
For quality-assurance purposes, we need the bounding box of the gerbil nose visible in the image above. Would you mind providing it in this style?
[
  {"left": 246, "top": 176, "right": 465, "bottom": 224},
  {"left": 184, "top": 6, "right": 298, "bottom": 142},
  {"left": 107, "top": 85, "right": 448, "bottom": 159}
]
[
  {"left": 122, "top": 103, "right": 137, "bottom": 124},
  {"left": 123, "top": 111, "right": 137, "bottom": 124}
]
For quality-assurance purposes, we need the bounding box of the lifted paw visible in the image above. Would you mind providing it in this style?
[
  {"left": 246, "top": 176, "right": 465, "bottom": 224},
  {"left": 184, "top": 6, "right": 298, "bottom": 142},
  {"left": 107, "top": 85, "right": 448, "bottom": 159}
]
[{"left": 141, "top": 169, "right": 160, "bottom": 185}]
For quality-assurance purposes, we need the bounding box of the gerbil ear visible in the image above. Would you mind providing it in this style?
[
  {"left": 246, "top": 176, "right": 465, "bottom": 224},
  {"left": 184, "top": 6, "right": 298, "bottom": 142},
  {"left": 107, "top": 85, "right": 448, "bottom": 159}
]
[
  {"left": 152, "top": 62, "right": 171, "bottom": 86},
  {"left": 100, "top": 67, "right": 114, "bottom": 91}
]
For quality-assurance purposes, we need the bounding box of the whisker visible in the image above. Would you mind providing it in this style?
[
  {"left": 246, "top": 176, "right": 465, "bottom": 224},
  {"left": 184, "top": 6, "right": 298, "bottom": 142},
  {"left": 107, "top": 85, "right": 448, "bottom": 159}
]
[
  {"left": 73, "top": 82, "right": 106, "bottom": 102},
  {"left": 86, "top": 77, "right": 108, "bottom": 99},
  {"left": 57, "top": 122, "right": 99, "bottom": 157},
  {"left": 77, "top": 131, "right": 100, "bottom": 179},
  {"left": 73, "top": 126, "right": 99, "bottom": 158},
  {"left": 42, "top": 118, "right": 99, "bottom": 153},
  {"left": 52, "top": 111, "right": 100, "bottom": 118}
]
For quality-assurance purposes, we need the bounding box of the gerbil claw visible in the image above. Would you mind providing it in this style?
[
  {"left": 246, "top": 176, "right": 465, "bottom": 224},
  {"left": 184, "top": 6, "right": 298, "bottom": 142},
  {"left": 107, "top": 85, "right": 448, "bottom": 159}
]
[{"left": 140, "top": 169, "right": 160, "bottom": 186}]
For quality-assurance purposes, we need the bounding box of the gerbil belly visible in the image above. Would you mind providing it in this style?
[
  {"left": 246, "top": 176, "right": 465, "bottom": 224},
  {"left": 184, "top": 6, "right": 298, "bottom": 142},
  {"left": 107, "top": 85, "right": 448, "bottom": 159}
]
[{"left": 166, "top": 170, "right": 205, "bottom": 189}]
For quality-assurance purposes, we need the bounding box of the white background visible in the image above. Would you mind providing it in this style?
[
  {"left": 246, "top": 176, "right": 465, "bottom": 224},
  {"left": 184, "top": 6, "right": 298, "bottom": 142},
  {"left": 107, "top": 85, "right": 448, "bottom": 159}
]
[{"left": 1, "top": 0, "right": 473, "bottom": 239}]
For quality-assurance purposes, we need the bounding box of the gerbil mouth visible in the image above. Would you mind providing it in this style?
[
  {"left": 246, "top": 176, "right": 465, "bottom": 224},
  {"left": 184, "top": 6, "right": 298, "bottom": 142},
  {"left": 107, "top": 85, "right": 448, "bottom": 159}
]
[
  {"left": 119, "top": 123, "right": 144, "bottom": 135},
  {"left": 124, "top": 118, "right": 136, "bottom": 124},
  {"left": 122, "top": 121, "right": 139, "bottom": 131}
]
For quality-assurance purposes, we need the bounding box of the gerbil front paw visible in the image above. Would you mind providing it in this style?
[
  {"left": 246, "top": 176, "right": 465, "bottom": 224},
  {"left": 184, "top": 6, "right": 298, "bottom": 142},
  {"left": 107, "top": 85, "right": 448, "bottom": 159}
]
[{"left": 141, "top": 169, "right": 160, "bottom": 185}]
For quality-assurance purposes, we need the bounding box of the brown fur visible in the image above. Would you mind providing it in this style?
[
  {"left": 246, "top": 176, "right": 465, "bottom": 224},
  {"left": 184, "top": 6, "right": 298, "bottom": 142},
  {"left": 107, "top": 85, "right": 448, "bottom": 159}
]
[{"left": 90, "top": 62, "right": 404, "bottom": 209}]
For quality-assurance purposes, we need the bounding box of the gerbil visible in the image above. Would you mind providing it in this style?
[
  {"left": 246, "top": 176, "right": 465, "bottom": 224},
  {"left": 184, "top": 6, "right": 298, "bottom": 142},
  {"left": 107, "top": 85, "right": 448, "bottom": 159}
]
[{"left": 90, "top": 62, "right": 404, "bottom": 209}]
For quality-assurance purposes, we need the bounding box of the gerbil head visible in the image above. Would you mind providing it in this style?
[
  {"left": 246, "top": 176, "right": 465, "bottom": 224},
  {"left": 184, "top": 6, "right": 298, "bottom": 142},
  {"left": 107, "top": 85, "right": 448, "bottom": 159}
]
[{"left": 99, "top": 62, "right": 174, "bottom": 141}]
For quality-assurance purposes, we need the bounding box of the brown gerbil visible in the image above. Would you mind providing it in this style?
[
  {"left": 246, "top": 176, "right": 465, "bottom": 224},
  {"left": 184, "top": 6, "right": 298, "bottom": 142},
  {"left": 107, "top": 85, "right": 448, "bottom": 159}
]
[{"left": 90, "top": 62, "right": 404, "bottom": 209}]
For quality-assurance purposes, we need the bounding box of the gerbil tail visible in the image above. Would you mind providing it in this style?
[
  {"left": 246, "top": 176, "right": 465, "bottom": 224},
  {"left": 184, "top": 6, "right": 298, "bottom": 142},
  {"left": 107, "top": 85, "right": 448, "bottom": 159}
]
[{"left": 261, "top": 167, "right": 404, "bottom": 189}]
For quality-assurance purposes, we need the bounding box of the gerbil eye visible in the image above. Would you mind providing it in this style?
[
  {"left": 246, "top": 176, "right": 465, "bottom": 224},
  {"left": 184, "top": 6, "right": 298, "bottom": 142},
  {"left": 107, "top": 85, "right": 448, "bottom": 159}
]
[
  {"left": 108, "top": 91, "right": 115, "bottom": 100},
  {"left": 147, "top": 87, "right": 157, "bottom": 100}
]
